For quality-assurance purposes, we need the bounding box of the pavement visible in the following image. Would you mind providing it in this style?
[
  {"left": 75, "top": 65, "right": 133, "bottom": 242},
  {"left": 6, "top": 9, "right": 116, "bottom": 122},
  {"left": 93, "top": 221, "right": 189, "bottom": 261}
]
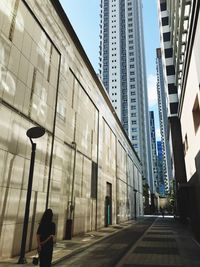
[
  {"left": 0, "top": 216, "right": 200, "bottom": 267},
  {"left": 0, "top": 219, "right": 138, "bottom": 266},
  {"left": 116, "top": 216, "right": 200, "bottom": 267}
]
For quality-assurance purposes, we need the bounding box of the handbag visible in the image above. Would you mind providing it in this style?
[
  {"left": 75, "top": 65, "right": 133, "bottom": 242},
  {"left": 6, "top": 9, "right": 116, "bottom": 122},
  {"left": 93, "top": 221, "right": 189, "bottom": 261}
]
[{"left": 32, "top": 253, "right": 39, "bottom": 265}]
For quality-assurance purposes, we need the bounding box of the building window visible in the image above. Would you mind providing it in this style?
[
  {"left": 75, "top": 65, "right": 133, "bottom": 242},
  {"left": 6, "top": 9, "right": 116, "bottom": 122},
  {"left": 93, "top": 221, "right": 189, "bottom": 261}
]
[
  {"left": 160, "top": 2, "right": 167, "bottom": 11},
  {"left": 166, "top": 65, "right": 175, "bottom": 76},
  {"left": 133, "top": 144, "right": 138, "bottom": 149},
  {"left": 168, "top": 83, "right": 177, "bottom": 94},
  {"left": 183, "top": 134, "right": 188, "bottom": 156},
  {"left": 170, "top": 102, "right": 178, "bottom": 114},
  {"left": 192, "top": 96, "right": 200, "bottom": 133},
  {"left": 131, "top": 112, "right": 136, "bottom": 117},
  {"left": 162, "top": 16, "right": 169, "bottom": 26},
  {"left": 132, "top": 135, "right": 137, "bottom": 140},
  {"left": 163, "top": 32, "right": 170, "bottom": 42},
  {"left": 165, "top": 48, "right": 173, "bottom": 58}
]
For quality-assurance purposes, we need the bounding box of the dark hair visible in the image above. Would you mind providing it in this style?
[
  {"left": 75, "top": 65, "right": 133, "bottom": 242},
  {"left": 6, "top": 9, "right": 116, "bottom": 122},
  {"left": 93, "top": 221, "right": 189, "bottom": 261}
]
[{"left": 40, "top": 209, "right": 53, "bottom": 226}]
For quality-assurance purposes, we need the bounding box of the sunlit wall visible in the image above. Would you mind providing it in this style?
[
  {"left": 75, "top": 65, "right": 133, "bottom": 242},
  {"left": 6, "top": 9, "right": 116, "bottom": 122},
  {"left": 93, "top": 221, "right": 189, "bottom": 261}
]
[{"left": 0, "top": 0, "right": 143, "bottom": 257}]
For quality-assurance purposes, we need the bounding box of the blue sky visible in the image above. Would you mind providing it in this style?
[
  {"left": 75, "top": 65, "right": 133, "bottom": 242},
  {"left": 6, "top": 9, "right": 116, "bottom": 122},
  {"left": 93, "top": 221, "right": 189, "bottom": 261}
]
[{"left": 59, "top": 0, "right": 161, "bottom": 140}]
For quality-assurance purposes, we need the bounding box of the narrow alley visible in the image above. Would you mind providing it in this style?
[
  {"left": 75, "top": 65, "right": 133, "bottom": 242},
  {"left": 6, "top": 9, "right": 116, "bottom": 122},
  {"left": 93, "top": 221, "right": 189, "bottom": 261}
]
[{"left": 1, "top": 216, "right": 200, "bottom": 267}]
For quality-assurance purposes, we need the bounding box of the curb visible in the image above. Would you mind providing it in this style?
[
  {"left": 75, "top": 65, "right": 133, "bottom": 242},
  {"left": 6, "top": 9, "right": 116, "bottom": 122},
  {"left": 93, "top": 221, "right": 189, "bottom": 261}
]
[{"left": 52, "top": 220, "right": 138, "bottom": 265}]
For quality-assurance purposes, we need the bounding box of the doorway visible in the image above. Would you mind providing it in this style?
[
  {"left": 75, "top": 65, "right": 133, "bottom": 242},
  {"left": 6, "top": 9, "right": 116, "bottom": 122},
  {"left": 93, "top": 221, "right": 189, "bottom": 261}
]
[{"left": 105, "top": 182, "right": 112, "bottom": 226}]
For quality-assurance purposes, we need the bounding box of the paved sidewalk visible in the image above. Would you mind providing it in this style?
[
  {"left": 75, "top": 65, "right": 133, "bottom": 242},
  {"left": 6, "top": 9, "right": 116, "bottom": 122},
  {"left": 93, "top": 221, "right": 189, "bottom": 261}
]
[
  {"left": 1, "top": 216, "right": 200, "bottom": 267},
  {"left": 116, "top": 216, "right": 200, "bottom": 267},
  {"left": 0, "top": 220, "right": 137, "bottom": 267}
]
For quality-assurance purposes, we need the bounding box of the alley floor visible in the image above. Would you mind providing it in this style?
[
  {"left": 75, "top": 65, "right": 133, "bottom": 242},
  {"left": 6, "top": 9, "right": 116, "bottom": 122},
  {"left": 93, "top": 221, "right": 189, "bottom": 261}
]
[{"left": 0, "top": 216, "right": 200, "bottom": 267}]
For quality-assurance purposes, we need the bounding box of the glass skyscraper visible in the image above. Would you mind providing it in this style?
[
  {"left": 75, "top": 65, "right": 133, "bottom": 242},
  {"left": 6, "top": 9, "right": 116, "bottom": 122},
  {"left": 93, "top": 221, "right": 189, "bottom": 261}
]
[
  {"left": 99, "top": 0, "right": 153, "bottom": 189},
  {"left": 149, "top": 111, "right": 158, "bottom": 193}
]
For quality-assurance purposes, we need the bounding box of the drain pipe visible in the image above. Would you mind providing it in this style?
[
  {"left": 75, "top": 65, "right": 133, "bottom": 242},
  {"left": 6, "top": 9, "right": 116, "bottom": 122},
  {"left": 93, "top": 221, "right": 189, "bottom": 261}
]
[{"left": 65, "top": 141, "right": 77, "bottom": 239}]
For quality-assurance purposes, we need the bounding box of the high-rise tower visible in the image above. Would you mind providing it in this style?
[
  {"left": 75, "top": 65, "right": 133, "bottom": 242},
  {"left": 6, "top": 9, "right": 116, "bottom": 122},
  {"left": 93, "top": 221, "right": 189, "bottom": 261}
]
[
  {"left": 149, "top": 111, "right": 158, "bottom": 193},
  {"left": 158, "top": 0, "right": 200, "bottom": 238},
  {"left": 156, "top": 48, "right": 172, "bottom": 195},
  {"left": 99, "top": 0, "right": 153, "bottom": 189}
]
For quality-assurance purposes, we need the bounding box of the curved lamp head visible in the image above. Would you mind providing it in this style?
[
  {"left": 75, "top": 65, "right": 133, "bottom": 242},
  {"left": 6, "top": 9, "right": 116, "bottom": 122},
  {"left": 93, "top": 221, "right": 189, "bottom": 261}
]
[{"left": 26, "top": 127, "right": 45, "bottom": 139}]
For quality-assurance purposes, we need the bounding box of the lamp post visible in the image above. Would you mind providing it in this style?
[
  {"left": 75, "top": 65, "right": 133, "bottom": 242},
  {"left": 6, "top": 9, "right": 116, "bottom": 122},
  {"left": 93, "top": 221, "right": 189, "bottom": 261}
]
[
  {"left": 134, "top": 189, "right": 137, "bottom": 220},
  {"left": 18, "top": 126, "right": 45, "bottom": 264}
]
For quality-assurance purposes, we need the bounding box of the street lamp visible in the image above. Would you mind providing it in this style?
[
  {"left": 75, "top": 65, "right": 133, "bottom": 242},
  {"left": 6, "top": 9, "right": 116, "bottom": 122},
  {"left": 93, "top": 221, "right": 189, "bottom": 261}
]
[
  {"left": 134, "top": 189, "right": 137, "bottom": 220},
  {"left": 18, "top": 126, "right": 45, "bottom": 264}
]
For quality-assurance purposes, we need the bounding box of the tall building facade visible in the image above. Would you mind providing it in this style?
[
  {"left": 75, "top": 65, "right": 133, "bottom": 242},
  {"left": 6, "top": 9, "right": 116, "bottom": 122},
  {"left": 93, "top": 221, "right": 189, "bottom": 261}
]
[
  {"left": 157, "top": 141, "right": 165, "bottom": 196},
  {"left": 157, "top": 0, "right": 187, "bottom": 218},
  {"left": 99, "top": 0, "right": 153, "bottom": 191},
  {"left": 156, "top": 48, "right": 172, "bottom": 195},
  {"left": 149, "top": 111, "right": 158, "bottom": 193},
  {"left": 158, "top": 0, "right": 200, "bottom": 241},
  {"left": 0, "top": 0, "right": 143, "bottom": 257}
]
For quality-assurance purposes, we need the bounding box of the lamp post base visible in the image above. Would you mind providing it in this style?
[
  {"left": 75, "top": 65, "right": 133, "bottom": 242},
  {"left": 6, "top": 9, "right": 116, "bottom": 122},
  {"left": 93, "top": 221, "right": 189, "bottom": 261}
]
[
  {"left": 18, "top": 256, "right": 27, "bottom": 264},
  {"left": 65, "top": 219, "right": 73, "bottom": 240}
]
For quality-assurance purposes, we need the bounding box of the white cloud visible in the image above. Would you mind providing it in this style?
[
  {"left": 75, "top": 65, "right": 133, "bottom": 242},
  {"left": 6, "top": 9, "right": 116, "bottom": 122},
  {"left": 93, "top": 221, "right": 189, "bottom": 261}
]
[{"left": 147, "top": 74, "right": 158, "bottom": 107}]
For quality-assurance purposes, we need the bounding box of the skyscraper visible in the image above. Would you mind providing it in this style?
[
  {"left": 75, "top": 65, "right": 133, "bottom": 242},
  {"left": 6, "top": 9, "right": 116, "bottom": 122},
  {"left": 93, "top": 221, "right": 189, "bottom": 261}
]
[
  {"left": 99, "top": 0, "right": 153, "bottom": 189},
  {"left": 158, "top": 0, "right": 200, "bottom": 239},
  {"left": 149, "top": 111, "right": 158, "bottom": 193},
  {"left": 156, "top": 48, "right": 172, "bottom": 195},
  {"left": 157, "top": 141, "right": 165, "bottom": 196}
]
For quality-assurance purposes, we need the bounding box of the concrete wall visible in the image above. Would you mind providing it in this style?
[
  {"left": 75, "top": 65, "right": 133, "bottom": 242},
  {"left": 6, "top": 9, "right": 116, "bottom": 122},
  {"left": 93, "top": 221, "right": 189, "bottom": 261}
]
[
  {"left": 181, "top": 12, "right": 200, "bottom": 182},
  {"left": 0, "top": 0, "right": 143, "bottom": 257},
  {"left": 180, "top": 8, "right": 200, "bottom": 241}
]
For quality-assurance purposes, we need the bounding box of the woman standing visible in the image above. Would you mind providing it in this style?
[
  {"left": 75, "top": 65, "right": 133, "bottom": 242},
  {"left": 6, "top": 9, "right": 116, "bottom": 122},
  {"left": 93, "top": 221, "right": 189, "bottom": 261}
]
[{"left": 37, "top": 209, "right": 56, "bottom": 267}]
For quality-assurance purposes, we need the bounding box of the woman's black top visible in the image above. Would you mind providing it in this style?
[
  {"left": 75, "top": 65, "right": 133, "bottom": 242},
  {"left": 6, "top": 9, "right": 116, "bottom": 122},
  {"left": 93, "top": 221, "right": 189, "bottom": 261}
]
[{"left": 37, "top": 222, "right": 55, "bottom": 245}]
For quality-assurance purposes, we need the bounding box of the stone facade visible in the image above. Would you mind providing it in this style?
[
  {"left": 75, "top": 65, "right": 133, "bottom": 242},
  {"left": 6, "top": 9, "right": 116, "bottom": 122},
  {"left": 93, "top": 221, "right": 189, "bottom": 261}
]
[{"left": 0, "top": 0, "right": 143, "bottom": 257}]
